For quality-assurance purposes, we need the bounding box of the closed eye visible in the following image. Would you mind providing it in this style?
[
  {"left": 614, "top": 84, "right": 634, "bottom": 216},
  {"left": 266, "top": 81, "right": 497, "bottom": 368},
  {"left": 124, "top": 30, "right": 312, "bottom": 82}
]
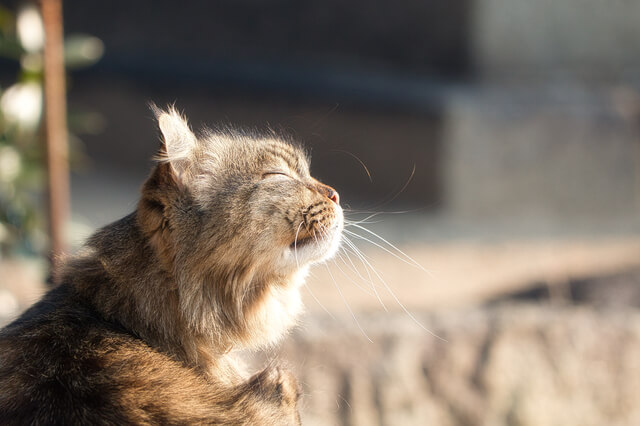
[{"left": 261, "top": 171, "right": 290, "bottom": 179}]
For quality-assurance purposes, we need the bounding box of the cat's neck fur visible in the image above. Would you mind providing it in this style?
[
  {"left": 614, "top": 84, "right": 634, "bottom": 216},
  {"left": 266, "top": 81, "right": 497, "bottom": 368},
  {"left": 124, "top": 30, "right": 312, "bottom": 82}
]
[
  {"left": 61, "top": 216, "right": 253, "bottom": 381},
  {"left": 61, "top": 214, "right": 204, "bottom": 366}
]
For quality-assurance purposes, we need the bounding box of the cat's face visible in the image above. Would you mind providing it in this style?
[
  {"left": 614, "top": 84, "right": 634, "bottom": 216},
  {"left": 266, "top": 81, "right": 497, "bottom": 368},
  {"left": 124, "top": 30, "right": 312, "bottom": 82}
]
[
  {"left": 243, "top": 141, "right": 343, "bottom": 271},
  {"left": 191, "top": 133, "right": 343, "bottom": 278},
  {"left": 139, "top": 107, "right": 343, "bottom": 347}
]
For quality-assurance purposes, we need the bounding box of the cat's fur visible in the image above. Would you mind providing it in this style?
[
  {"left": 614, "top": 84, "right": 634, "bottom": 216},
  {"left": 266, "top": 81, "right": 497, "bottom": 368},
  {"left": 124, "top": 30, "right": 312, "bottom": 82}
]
[{"left": 0, "top": 107, "right": 343, "bottom": 424}]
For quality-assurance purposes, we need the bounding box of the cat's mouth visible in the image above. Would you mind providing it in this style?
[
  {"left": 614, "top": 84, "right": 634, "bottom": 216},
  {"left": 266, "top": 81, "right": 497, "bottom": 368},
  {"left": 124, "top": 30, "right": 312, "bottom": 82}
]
[
  {"left": 289, "top": 235, "right": 316, "bottom": 250},
  {"left": 286, "top": 214, "right": 344, "bottom": 264}
]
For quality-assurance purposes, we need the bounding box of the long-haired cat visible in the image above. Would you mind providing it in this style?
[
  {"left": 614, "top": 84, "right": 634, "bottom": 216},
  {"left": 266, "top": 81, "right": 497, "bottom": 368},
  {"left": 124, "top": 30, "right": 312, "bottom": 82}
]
[{"left": 0, "top": 106, "right": 343, "bottom": 424}]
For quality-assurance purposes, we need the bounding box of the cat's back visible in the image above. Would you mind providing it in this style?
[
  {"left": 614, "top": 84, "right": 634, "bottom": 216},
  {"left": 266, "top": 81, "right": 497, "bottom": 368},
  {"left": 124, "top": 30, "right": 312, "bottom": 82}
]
[{"left": 0, "top": 284, "right": 183, "bottom": 425}]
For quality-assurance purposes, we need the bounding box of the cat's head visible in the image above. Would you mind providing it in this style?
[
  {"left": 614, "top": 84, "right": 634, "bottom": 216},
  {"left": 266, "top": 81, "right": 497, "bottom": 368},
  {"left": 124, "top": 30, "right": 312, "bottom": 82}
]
[{"left": 138, "top": 106, "right": 343, "bottom": 349}]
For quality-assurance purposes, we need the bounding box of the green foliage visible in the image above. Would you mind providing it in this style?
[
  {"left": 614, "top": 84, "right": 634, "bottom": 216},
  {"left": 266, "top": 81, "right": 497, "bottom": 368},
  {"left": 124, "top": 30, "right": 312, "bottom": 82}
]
[{"left": 0, "top": 3, "right": 104, "bottom": 257}]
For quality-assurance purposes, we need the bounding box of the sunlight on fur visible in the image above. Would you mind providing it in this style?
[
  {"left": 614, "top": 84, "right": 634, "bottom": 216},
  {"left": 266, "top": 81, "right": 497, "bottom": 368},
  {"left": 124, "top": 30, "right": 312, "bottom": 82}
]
[
  {"left": 0, "top": 105, "right": 440, "bottom": 425},
  {"left": 0, "top": 106, "right": 346, "bottom": 425}
]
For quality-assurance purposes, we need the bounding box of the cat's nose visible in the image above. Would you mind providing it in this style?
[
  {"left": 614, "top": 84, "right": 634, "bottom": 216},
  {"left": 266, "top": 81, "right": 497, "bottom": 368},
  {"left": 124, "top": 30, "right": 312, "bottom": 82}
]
[
  {"left": 310, "top": 180, "right": 340, "bottom": 205},
  {"left": 327, "top": 188, "right": 340, "bottom": 205},
  {"left": 318, "top": 183, "right": 339, "bottom": 205}
]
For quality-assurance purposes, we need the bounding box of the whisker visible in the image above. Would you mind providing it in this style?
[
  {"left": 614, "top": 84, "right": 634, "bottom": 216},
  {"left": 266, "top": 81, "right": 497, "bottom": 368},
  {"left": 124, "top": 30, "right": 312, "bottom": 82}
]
[
  {"left": 343, "top": 206, "right": 428, "bottom": 215},
  {"left": 332, "top": 250, "right": 376, "bottom": 296},
  {"left": 323, "top": 263, "right": 373, "bottom": 343},
  {"left": 314, "top": 223, "right": 329, "bottom": 245},
  {"left": 341, "top": 240, "right": 445, "bottom": 341},
  {"left": 294, "top": 221, "right": 304, "bottom": 268},
  {"left": 344, "top": 212, "right": 384, "bottom": 225},
  {"left": 340, "top": 236, "right": 388, "bottom": 312},
  {"left": 329, "top": 149, "right": 373, "bottom": 182},
  {"left": 344, "top": 219, "right": 384, "bottom": 226},
  {"left": 304, "top": 275, "right": 337, "bottom": 320},
  {"left": 344, "top": 229, "right": 428, "bottom": 276},
  {"left": 367, "top": 163, "right": 416, "bottom": 210},
  {"left": 337, "top": 246, "right": 378, "bottom": 292},
  {"left": 345, "top": 224, "right": 430, "bottom": 275}
]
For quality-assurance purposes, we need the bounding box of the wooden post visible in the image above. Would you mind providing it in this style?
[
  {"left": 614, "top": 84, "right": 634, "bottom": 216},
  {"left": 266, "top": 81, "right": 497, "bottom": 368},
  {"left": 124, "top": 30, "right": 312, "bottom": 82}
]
[{"left": 41, "top": 0, "right": 69, "bottom": 270}]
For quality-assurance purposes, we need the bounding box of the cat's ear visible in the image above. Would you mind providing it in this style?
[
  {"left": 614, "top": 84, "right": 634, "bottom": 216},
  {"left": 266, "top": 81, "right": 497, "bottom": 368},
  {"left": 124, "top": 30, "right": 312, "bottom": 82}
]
[{"left": 151, "top": 104, "right": 198, "bottom": 181}]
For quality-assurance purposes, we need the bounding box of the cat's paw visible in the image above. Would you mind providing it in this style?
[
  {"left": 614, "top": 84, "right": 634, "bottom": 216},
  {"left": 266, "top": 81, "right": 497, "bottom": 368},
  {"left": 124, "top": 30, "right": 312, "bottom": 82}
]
[
  {"left": 250, "top": 366, "right": 301, "bottom": 408},
  {"left": 244, "top": 366, "right": 301, "bottom": 425}
]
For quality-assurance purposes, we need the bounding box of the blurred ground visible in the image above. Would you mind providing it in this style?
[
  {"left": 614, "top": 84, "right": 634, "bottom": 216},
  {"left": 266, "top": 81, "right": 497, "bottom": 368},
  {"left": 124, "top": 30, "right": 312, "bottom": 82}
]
[
  {"left": 270, "top": 305, "right": 640, "bottom": 426},
  {"left": 304, "top": 236, "right": 640, "bottom": 314},
  {"left": 3, "top": 209, "right": 640, "bottom": 426}
]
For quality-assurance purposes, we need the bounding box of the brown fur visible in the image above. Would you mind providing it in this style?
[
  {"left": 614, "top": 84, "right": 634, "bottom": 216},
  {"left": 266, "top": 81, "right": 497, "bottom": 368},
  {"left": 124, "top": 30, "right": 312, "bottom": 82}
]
[{"left": 0, "top": 107, "right": 343, "bottom": 424}]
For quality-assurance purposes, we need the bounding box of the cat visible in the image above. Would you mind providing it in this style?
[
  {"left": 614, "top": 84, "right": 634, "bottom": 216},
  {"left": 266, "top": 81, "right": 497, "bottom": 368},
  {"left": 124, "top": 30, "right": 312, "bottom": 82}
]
[{"left": 0, "top": 106, "right": 343, "bottom": 424}]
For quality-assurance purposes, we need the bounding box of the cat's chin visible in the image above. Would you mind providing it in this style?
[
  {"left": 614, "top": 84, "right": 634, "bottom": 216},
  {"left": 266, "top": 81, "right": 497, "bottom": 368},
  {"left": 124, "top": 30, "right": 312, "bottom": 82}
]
[{"left": 286, "top": 222, "right": 343, "bottom": 267}]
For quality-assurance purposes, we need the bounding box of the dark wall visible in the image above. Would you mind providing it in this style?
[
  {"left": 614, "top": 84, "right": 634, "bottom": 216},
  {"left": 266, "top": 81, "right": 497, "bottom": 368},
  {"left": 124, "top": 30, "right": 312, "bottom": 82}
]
[
  {"left": 63, "top": 0, "right": 472, "bottom": 78},
  {"left": 68, "top": 77, "right": 443, "bottom": 209},
  {"left": 6, "top": 0, "right": 474, "bottom": 208}
]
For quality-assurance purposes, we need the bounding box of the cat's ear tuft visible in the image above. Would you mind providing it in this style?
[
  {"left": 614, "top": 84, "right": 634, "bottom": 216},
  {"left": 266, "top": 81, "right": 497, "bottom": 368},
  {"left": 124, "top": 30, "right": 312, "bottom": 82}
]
[{"left": 151, "top": 104, "right": 198, "bottom": 180}]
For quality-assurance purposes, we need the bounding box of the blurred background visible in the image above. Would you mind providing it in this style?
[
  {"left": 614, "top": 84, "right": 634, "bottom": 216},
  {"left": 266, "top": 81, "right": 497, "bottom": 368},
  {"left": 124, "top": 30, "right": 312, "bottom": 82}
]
[{"left": 1, "top": 1, "right": 640, "bottom": 425}]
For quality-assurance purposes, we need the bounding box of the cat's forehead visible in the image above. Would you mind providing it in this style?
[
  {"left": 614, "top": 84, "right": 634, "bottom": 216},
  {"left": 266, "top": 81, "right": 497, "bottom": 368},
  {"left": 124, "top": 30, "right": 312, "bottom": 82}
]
[
  {"left": 209, "top": 133, "right": 310, "bottom": 175},
  {"left": 256, "top": 138, "right": 310, "bottom": 174}
]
